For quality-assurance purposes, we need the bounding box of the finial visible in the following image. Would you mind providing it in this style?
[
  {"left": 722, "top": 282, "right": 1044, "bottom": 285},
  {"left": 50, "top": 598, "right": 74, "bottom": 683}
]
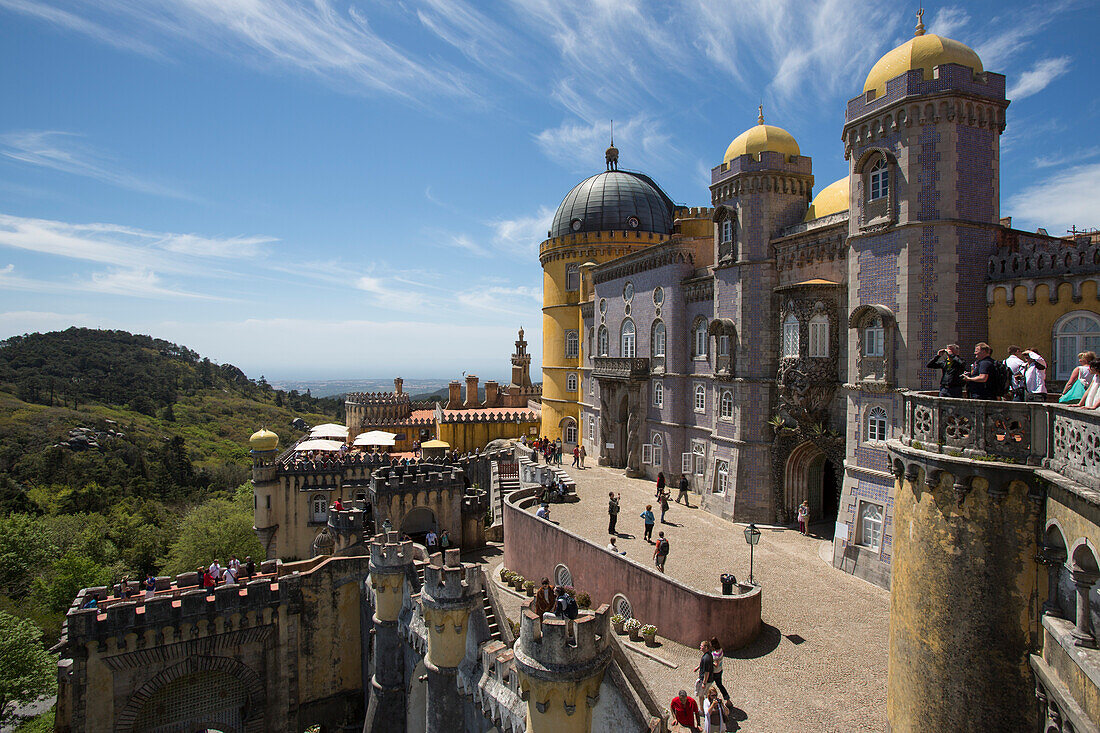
[
  {"left": 605, "top": 119, "right": 619, "bottom": 171},
  {"left": 915, "top": 6, "right": 925, "bottom": 36},
  {"left": 610, "top": 119, "right": 614, "bottom": 147},
  {"left": 758, "top": 104, "right": 764, "bottom": 125}
]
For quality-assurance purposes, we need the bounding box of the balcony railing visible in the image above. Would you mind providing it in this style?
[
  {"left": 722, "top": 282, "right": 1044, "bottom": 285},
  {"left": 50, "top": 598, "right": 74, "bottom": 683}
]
[
  {"left": 897, "top": 392, "right": 1100, "bottom": 491},
  {"left": 592, "top": 357, "right": 650, "bottom": 381}
]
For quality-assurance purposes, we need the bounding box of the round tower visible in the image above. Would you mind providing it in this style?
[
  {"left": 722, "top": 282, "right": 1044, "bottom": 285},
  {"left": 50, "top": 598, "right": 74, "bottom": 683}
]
[
  {"left": 420, "top": 548, "right": 480, "bottom": 733},
  {"left": 364, "top": 531, "right": 414, "bottom": 732},
  {"left": 513, "top": 601, "right": 613, "bottom": 733},
  {"left": 249, "top": 428, "right": 280, "bottom": 560}
]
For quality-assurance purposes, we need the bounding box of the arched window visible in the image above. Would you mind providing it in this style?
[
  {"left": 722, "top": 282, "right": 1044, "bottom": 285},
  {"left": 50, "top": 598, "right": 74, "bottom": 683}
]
[
  {"left": 782, "top": 314, "right": 800, "bottom": 358},
  {"left": 311, "top": 496, "right": 328, "bottom": 523},
  {"left": 864, "top": 317, "right": 885, "bottom": 357},
  {"left": 566, "top": 373, "right": 578, "bottom": 392},
  {"left": 565, "top": 263, "right": 580, "bottom": 292},
  {"left": 866, "top": 406, "right": 888, "bottom": 442},
  {"left": 858, "top": 502, "right": 883, "bottom": 550},
  {"left": 597, "top": 325, "right": 609, "bottom": 356},
  {"left": 693, "top": 318, "right": 708, "bottom": 358},
  {"left": 620, "top": 319, "right": 636, "bottom": 358},
  {"left": 721, "top": 219, "right": 733, "bottom": 243},
  {"left": 563, "top": 419, "right": 578, "bottom": 444},
  {"left": 809, "top": 314, "right": 829, "bottom": 357},
  {"left": 869, "top": 158, "right": 889, "bottom": 201},
  {"left": 719, "top": 390, "right": 734, "bottom": 418},
  {"left": 651, "top": 433, "right": 663, "bottom": 468},
  {"left": 653, "top": 381, "right": 663, "bottom": 407},
  {"left": 565, "top": 330, "right": 579, "bottom": 359},
  {"left": 694, "top": 384, "right": 706, "bottom": 412},
  {"left": 652, "top": 320, "right": 666, "bottom": 357},
  {"left": 1055, "top": 312, "right": 1100, "bottom": 379}
]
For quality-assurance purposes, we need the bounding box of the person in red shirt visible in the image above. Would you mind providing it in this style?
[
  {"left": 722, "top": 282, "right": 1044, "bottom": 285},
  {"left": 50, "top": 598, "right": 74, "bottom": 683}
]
[{"left": 670, "top": 689, "right": 701, "bottom": 732}]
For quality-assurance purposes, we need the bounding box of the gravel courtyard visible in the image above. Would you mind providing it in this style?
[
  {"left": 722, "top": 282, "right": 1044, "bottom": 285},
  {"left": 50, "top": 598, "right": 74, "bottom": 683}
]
[{"left": 505, "top": 461, "right": 890, "bottom": 732}]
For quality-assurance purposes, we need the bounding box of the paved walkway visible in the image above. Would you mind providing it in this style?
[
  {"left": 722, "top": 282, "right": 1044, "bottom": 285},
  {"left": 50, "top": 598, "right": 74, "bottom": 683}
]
[{"left": 521, "top": 462, "right": 889, "bottom": 732}]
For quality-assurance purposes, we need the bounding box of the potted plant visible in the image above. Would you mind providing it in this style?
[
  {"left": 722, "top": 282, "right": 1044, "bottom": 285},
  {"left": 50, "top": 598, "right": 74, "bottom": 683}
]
[
  {"left": 624, "top": 618, "right": 642, "bottom": 641},
  {"left": 512, "top": 574, "right": 526, "bottom": 590},
  {"left": 499, "top": 567, "right": 510, "bottom": 582},
  {"left": 576, "top": 591, "right": 591, "bottom": 609},
  {"left": 611, "top": 614, "right": 625, "bottom": 634},
  {"left": 524, "top": 579, "right": 536, "bottom": 597},
  {"left": 641, "top": 624, "right": 658, "bottom": 646}
]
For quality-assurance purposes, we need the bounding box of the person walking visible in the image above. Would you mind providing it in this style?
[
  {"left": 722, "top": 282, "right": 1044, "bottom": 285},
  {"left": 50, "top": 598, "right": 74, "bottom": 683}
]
[
  {"left": 671, "top": 690, "right": 702, "bottom": 733},
  {"left": 572, "top": 446, "right": 580, "bottom": 467},
  {"left": 658, "top": 489, "right": 670, "bottom": 524},
  {"left": 676, "top": 474, "right": 692, "bottom": 506},
  {"left": 425, "top": 529, "right": 439, "bottom": 555},
  {"left": 655, "top": 471, "right": 666, "bottom": 497},
  {"left": 695, "top": 640, "right": 714, "bottom": 711},
  {"left": 654, "top": 531, "right": 669, "bottom": 572},
  {"left": 641, "top": 505, "right": 655, "bottom": 543},
  {"left": 709, "top": 637, "right": 731, "bottom": 701},
  {"left": 608, "top": 492, "right": 621, "bottom": 535},
  {"left": 578, "top": 444, "right": 586, "bottom": 469},
  {"left": 797, "top": 500, "right": 809, "bottom": 535}
]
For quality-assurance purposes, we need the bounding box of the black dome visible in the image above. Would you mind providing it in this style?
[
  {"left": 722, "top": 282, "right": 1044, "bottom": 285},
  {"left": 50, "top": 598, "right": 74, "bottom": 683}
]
[{"left": 550, "top": 170, "right": 676, "bottom": 239}]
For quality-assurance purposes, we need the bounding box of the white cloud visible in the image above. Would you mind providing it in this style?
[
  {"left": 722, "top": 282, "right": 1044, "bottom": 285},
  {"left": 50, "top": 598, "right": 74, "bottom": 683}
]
[
  {"left": 0, "top": 130, "right": 188, "bottom": 198},
  {"left": 1032, "top": 146, "right": 1100, "bottom": 170},
  {"left": 535, "top": 116, "right": 675, "bottom": 174},
  {"left": 1008, "top": 57, "right": 1071, "bottom": 101},
  {"left": 0, "top": 0, "right": 164, "bottom": 56},
  {"left": 0, "top": 310, "right": 101, "bottom": 338},
  {"left": 927, "top": 7, "right": 971, "bottom": 39},
  {"left": 86, "top": 268, "right": 222, "bottom": 299},
  {"left": 456, "top": 284, "right": 542, "bottom": 316},
  {"left": 971, "top": 1, "right": 1073, "bottom": 71},
  {"left": 447, "top": 235, "right": 490, "bottom": 257},
  {"left": 1006, "top": 162, "right": 1100, "bottom": 233},
  {"left": 489, "top": 206, "right": 555, "bottom": 256}
]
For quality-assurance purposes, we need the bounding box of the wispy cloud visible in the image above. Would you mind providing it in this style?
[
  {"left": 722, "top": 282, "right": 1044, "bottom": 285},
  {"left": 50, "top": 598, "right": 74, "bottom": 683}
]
[
  {"left": 0, "top": 0, "right": 164, "bottom": 57},
  {"left": 1006, "top": 162, "right": 1100, "bottom": 233},
  {"left": 1008, "top": 57, "right": 1071, "bottom": 100},
  {"left": 456, "top": 284, "right": 542, "bottom": 316},
  {"left": 971, "top": 1, "right": 1074, "bottom": 70},
  {"left": 0, "top": 130, "right": 188, "bottom": 198},
  {"left": 927, "top": 7, "right": 971, "bottom": 39},
  {"left": 0, "top": 262, "right": 221, "bottom": 300},
  {"left": 535, "top": 116, "right": 675, "bottom": 174},
  {"left": 488, "top": 206, "right": 554, "bottom": 256},
  {"left": 1032, "top": 146, "right": 1100, "bottom": 169}
]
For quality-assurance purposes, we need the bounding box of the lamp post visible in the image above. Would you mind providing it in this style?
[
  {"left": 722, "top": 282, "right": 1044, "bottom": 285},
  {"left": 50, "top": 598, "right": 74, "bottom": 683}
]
[{"left": 743, "top": 523, "right": 761, "bottom": 585}]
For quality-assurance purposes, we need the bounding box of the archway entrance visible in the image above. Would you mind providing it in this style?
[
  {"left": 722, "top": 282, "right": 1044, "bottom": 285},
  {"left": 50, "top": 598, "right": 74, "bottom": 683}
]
[
  {"left": 133, "top": 670, "right": 246, "bottom": 733},
  {"left": 399, "top": 506, "right": 437, "bottom": 545},
  {"left": 784, "top": 441, "right": 840, "bottom": 535}
]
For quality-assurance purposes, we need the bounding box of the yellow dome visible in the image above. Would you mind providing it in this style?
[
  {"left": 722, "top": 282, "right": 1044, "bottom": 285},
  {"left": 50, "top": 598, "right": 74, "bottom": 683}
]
[
  {"left": 249, "top": 427, "right": 279, "bottom": 452},
  {"left": 863, "top": 31, "right": 983, "bottom": 98},
  {"left": 803, "top": 176, "right": 850, "bottom": 221},
  {"left": 723, "top": 113, "right": 800, "bottom": 164}
]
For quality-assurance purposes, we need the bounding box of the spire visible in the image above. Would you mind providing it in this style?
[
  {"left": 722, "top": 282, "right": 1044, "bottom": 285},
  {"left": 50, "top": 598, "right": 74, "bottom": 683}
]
[
  {"left": 914, "top": 6, "right": 925, "bottom": 36},
  {"left": 758, "top": 104, "right": 765, "bottom": 125},
  {"left": 605, "top": 119, "right": 619, "bottom": 171}
]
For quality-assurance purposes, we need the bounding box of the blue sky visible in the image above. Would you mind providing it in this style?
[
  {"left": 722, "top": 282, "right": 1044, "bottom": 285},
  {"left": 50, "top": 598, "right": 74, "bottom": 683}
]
[{"left": 1, "top": 0, "right": 1097, "bottom": 381}]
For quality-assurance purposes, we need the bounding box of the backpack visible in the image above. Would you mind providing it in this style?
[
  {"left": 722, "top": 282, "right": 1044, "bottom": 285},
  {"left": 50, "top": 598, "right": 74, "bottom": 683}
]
[
  {"left": 657, "top": 538, "right": 670, "bottom": 556},
  {"left": 990, "top": 359, "right": 1013, "bottom": 398},
  {"left": 563, "top": 595, "right": 579, "bottom": 619}
]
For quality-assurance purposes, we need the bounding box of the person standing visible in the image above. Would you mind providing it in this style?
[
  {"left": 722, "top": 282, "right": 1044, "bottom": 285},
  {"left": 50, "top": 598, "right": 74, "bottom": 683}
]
[
  {"left": 655, "top": 472, "right": 666, "bottom": 497},
  {"left": 658, "top": 489, "right": 670, "bottom": 524},
  {"left": 578, "top": 444, "right": 586, "bottom": 469},
  {"left": 1005, "top": 346, "right": 1028, "bottom": 401},
  {"left": 703, "top": 688, "right": 726, "bottom": 733},
  {"left": 927, "top": 345, "right": 966, "bottom": 397},
  {"left": 641, "top": 505, "right": 655, "bottom": 543},
  {"left": 144, "top": 573, "right": 157, "bottom": 600},
  {"left": 223, "top": 563, "right": 238, "bottom": 586},
  {"left": 439, "top": 529, "right": 450, "bottom": 549},
  {"left": 654, "top": 531, "right": 669, "bottom": 572},
  {"left": 1023, "top": 349, "right": 1048, "bottom": 401},
  {"left": 572, "top": 446, "right": 580, "bottom": 467},
  {"left": 608, "top": 492, "right": 620, "bottom": 535},
  {"left": 425, "top": 529, "right": 439, "bottom": 555},
  {"left": 797, "top": 501, "right": 809, "bottom": 535},
  {"left": 676, "top": 474, "right": 692, "bottom": 506},
  {"left": 695, "top": 640, "right": 714, "bottom": 711},
  {"left": 963, "top": 343, "right": 997, "bottom": 400},
  {"left": 709, "top": 637, "right": 731, "bottom": 701},
  {"left": 534, "top": 577, "right": 556, "bottom": 619},
  {"left": 242, "top": 556, "right": 255, "bottom": 580},
  {"left": 208, "top": 559, "right": 222, "bottom": 584}
]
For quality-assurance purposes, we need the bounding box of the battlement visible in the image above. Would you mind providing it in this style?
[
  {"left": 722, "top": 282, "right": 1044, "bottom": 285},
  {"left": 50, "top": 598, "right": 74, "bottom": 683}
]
[
  {"left": 517, "top": 600, "right": 611, "bottom": 670},
  {"left": 369, "top": 531, "right": 416, "bottom": 569},
  {"left": 845, "top": 62, "right": 1007, "bottom": 123},
  {"left": 673, "top": 206, "right": 714, "bottom": 220},
  {"left": 371, "top": 464, "right": 465, "bottom": 492},
  {"left": 328, "top": 507, "right": 365, "bottom": 533},
  {"left": 346, "top": 391, "right": 412, "bottom": 404},
  {"left": 422, "top": 549, "right": 480, "bottom": 603},
  {"left": 711, "top": 150, "right": 814, "bottom": 185}
]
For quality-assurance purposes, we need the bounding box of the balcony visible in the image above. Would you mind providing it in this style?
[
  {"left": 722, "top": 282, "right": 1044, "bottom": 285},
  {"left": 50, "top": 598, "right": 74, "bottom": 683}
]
[
  {"left": 592, "top": 357, "right": 650, "bottom": 381},
  {"left": 895, "top": 392, "right": 1100, "bottom": 491}
]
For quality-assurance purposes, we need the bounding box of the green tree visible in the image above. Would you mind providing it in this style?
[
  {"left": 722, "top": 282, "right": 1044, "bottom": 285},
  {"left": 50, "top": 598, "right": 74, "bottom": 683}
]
[
  {"left": 0, "top": 515, "right": 54, "bottom": 599},
  {"left": 32, "top": 554, "right": 113, "bottom": 614},
  {"left": 163, "top": 485, "right": 262, "bottom": 574},
  {"left": 0, "top": 611, "right": 56, "bottom": 723}
]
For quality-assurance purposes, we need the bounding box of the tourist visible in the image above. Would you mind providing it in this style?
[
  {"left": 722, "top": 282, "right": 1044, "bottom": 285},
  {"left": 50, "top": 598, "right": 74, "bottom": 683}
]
[
  {"left": 120, "top": 576, "right": 136, "bottom": 598},
  {"left": 81, "top": 595, "right": 98, "bottom": 609},
  {"left": 202, "top": 567, "right": 215, "bottom": 590},
  {"left": 536, "top": 503, "right": 551, "bottom": 520},
  {"left": 425, "top": 529, "right": 439, "bottom": 554},
  {"left": 641, "top": 504, "right": 655, "bottom": 543},
  {"left": 332, "top": 497, "right": 344, "bottom": 512},
  {"left": 658, "top": 489, "right": 670, "bottom": 524},
  {"left": 963, "top": 343, "right": 997, "bottom": 400},
  {"left": 439, "top": 529, "right": 450, "bottom": 549},
  {"left": 670, "top": 690, "right": 702, "bottom": 733},
  {"left": 927, "top": 345, "right": 966, "bottom": 397},
  {"left": 607, "top": 537, "right": 626, "bottom": 555},
  {"left": 535, "top": 578, "right": 555, "bottom": 619},
  {"left": 242, "top": 556, "right": 255, "bottom": 580},
  {"left": 608, "top": 492, "right": 621, "bottom": 535},
  {"left": 1060, "top": 352, "right": 1095, "bottom": 403},
  {"left": 1077, "top": 361, "right": 1100, "bottom": 409},
  {"left": 676, "top": 474, "right": 692, "bottom": 506},
  {"left": 797, "top": 500, "right": 809, "bottom": 535},
  {"left": 572, "top": 446, "right": 580, "bottom": 467},
  {"left": 695, "top": 640, "right": 713, "bottom": 708},
  {"left": 709, "top": 637, "right": 731, "bottom": 701},
  {"left": 224, "top": 563, "right": 238, "bottom": 586},
  {"left": 228, "top": 555, "right": 240, "bottom": 575},
  {"left": 654, "top": 531, "right": 670, "bottom": 572},
  {"left": 703, "top": 687, "right": 726, "bottom": 733},
  {"left": 656, "top": 471, "right": 666, "bottom": 497},
  {"left": 578, "top": 444, "right": 586, "bottom": 469},
  {"left": 144, "top": 573, "right": 156, "bottom": 600},
  {"left": 208, "top": 559, "right": 222, "bottom": 584},
  {"left": 1005, "top": 346, "right": 1028, "bottom": 400},
  {"left": 1023, "top": 349, "right": 1048, "bottom": 401},
  {"left": 554, "top": 586, "right": 579, "bottom": 639}
]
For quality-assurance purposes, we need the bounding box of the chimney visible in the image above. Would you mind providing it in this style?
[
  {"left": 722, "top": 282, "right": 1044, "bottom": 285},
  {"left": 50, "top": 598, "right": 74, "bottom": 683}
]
[
  {"left": 447, "top": 381, "right": 462, "bottom": 410},
  {"left": 393, "top": 377, "right": 403, "bottom": 395},
  {"left": 484, "top": 380, "right": 499, "bottom": 407},
  {"left": 464, "top": 375, "right": 480, "bottom": 409}
]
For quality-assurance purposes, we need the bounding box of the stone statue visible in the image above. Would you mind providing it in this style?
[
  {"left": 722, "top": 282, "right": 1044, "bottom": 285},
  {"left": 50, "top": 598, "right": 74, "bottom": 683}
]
[{"left": 626, "top": 411, "right": 641, "bottom": 473}]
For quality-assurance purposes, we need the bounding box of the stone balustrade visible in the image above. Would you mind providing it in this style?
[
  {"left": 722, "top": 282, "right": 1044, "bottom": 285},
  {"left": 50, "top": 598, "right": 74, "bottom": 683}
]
[{"left": 592, "top": 357, "right": 650, "bottom": 381}]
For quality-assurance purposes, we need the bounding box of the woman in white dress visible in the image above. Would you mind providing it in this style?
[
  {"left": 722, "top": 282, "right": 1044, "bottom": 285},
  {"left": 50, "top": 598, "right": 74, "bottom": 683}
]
[{"left": 1077, "top": 361, "right": 1100, "bottom": 410}]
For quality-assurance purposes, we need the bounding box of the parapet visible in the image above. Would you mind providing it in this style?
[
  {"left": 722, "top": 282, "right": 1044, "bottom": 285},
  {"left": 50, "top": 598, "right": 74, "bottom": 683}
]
[
  {"left": 422, "top": 550, "right": 480, "bottom": 605},
  {"left": 372, "top": 464, "right": 466, "bottom": 493},
  {"left": 369, "top": 531, "right": 416, "bottom": 570},
  {"left": 514, "top": 602, "right": 612, "bottom": 684}
]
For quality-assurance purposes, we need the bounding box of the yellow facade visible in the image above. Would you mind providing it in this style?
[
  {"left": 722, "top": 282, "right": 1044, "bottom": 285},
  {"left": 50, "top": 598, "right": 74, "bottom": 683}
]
[{"left": 988, "top": 280, "right": 1100, "bottom": 375}]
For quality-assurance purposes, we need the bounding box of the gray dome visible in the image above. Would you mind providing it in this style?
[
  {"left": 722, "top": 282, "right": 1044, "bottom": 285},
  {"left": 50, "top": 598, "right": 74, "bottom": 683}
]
[{"left": 550, "top": 170, "right": 675, "bottom": 239}]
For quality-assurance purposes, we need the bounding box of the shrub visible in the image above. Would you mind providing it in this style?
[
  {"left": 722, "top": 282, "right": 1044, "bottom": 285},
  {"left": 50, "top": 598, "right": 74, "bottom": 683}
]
[
  {"left": 610, "top": 614, "right": 625, "bottom": 624},
  {"left": 499, "top": 568, "right": 511, "bottom": 581},
  {"left": 623, "top": 618, "right": 641, "bottom": 632},
  {"left": 576, "top": 591, "right": 591, "bottom": 608},
  {"left": 523, "top": 580, "right": 535, "bottom": 591},
  {"left": 641, "top": 624, "right": 657, "bottom": 636}
]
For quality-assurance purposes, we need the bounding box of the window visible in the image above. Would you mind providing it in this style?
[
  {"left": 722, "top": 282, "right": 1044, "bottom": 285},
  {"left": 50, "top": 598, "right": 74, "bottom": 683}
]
[
  {"left": 266, "top": 495, "right": 271, "bottom": 509},
  {"left": 1055, "top": 313, "right": 1100, "bottom": 380},
  {"left": 653, "top": 287, "right": 664, "bottom": 306},
  {"left": 858, "top": 501, "right": 883, "bottom": 551},
  {"left": 642, "top": 443, "right": 653, "bottom": 465},
  {"left": 599, "top": 298, "right": 607, "bottom": 315},
  {"left": 864, "top": 317, "right": 884, "bottom": 357},
  {"left": 565, "top": 330, "right": 579, "bottom": 359},
  {"left": 623, "top": 282, "right": 634, "bottom": 302},
  {"left": 565, "top": 263, "right": 580, "bottom": 292},
  {"left": 311, "top": 496, "right": 328, "bottom": 523},
  {"left": 869, "top": 158, "right": 889, "bottom": 201},
  {"left": 782, "top": 314, "right": 800, "bottom": 358},
  {"left": 718, "top": 334, "right": 730, "bottom": 357},
  {"left": 719, "top": 390, "right": 734, "bottom": 419},
  {"left": 714, "top": 459, "right": 730, "bottom": 494},
  {"left": 866, "top": 406, "right": 888, "bottom": 442},
  {"left": 555, "top": 564, "right": 573, "bottom": 588},
  {"left": 693, "top": 319, "right": 708, "bottom": 358},
  {"left": 620, "top": 319, "right": 636, "bottom": 358},
  {"left": 694, "top": 384, "right": 706, "bottom": 412},
  {"left": 597, "top": 325, "right": 609, "bottom": 356},
  {"left": 721, "top": 219, "right": 733, "bottom": 243},
  {"left": 564, "top": 421, "right": 578, "bottom": 444},
  {"left": 567, "top": 373, "right": 578, "bottom": 392},
  {"left": 809, "top": 314, "right": 829, "bottom": 357},
  {"left": 651, "top": 433, "right": 663, "bottom": 467},
  {"left": 653, "top": 381, "right": 664, "bottom": 407},
  {"left": 652, "top": 320, "right": 666, "bottom": 357},
  {"left": 612, "top": 594, "right": 633, "bottom": 619},
  {"left": 588, "top": 414, "right": 596, "bottom": 440},
  {"left": 692, "top": 442, "right": 706, "bottom": 475}
]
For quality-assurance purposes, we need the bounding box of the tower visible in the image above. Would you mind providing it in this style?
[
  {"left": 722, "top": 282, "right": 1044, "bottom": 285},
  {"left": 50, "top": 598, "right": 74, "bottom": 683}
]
[
  {"left": 249, "top": 427, "right": 280, "bottom": 559},
  {"left": 511, "top": 328, "right": 532, "bottom": 387},
  {"left": 420, "top": 548, "right": 480, "bottom": 733},
  {"left": 364, "top": 531, "right": 413, "bottom": 732}
]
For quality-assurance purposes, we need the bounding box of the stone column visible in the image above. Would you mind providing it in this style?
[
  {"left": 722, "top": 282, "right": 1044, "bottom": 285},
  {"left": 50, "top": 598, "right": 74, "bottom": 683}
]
[
  {"left": 421, "top": 549, "right": 479, "bottom": 733},
  {"left": 363, "top": 531, "right": 413, "bottom": 733},
  {"left": 1070, "top": 568, "right": 1099, "bottom": 648},
  {"left": 514, "top": 601, "right": 613, "bottom": 733},
  {"left": 1038, "top": 545, "right": 1067, "bottom": 617}
]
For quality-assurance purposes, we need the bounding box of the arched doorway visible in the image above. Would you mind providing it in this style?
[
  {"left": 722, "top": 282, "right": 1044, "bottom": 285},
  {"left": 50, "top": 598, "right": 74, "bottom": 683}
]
[
  {"left": 119, "top": 658, "right": 264, "bottom": 733},
  {"left": 399, "top": 507, "right": 437, "bottom": 545},
  {"left": 784, "top": 441, "right": 840, "bottom": 533}
]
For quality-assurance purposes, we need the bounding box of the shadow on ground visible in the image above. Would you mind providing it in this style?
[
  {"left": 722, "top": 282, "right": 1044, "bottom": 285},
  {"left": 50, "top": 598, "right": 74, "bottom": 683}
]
[{"left": 730, "top": 623, "right": 783, "bottom": 659}]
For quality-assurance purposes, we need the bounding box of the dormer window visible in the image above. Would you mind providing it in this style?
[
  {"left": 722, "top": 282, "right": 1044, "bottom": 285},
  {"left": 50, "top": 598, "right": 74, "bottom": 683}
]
[{"left": 869, "top": 158, "right": 889, "bottom": 201}]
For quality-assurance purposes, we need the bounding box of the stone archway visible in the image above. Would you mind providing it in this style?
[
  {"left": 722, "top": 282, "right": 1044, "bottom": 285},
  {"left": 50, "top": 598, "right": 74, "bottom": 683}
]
[
  {"left": 399, "top": 506, "right": 437, "bottom": 543},
  {"left": 784, "top": 441, "right": 840, "bottom": 530}
]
